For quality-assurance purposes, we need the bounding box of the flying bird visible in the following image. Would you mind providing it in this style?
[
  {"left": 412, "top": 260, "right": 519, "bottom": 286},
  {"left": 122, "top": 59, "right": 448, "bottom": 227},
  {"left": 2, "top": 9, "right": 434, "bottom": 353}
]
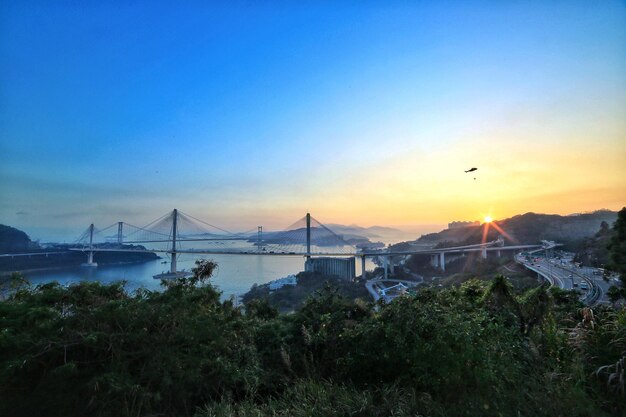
[{"left": 464, "top": 167, "right": 477, "bottom": 173}]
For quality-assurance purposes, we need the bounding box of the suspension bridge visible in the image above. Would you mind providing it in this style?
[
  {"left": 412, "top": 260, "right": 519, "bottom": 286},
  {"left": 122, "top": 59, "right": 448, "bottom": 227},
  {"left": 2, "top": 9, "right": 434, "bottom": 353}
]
[
  {"left": 69, "top": 209, "right": 365, "bottom": 278},
  {"left": 4, "top": 209, "right": 547, "bottom": 280}
]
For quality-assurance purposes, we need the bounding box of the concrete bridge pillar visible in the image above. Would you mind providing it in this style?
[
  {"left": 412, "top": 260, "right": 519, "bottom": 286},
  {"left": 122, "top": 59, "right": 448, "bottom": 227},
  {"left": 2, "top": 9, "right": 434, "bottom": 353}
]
[
  {"left": 431, "top": 254, "right": 439, "bottom": 268},
  {"left": 361, "top": 256, "right": 366, "bottom": 281},
  {"left": 481, "top": 247, "right": 487, "bottom": 259},
  {"left": 439, "top": 252, "right": 445, "bottom": 272},
  {"left": 497, "top": 250, "right": 501, "bottom": 257},
  {"left": 383, "top": 256, "right": 388, "bottom": 280}
]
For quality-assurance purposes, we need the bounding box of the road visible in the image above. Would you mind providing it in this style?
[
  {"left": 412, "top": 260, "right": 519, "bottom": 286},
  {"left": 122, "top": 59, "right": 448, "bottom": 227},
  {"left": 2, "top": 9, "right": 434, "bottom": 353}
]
[{"left": 516, "top": 254, "right": 614, "bottom": 305}]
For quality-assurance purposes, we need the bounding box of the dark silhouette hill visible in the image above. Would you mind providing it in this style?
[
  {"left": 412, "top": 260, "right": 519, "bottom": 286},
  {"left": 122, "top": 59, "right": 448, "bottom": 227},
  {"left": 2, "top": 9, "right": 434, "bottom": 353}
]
[
  {"left": 0, "top": 224, "right": 158, "bottom": 273},
  {"left": 0, "top": 224, "right": 38, "bottom": 253},
  {"left": 414, "top": 210, "right": 618, "bottom": 247}
]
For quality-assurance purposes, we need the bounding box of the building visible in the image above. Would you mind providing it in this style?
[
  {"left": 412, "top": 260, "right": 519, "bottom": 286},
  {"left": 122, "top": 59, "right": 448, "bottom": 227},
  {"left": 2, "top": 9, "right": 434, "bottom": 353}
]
[
  {"left": 304, "top": 257, "right": 356, "bottom": 281},
  {"left": 269, "top": 274, "right": 297, "bottom": 291},
  {"left": 448, "top": 220, "right": 480, "bottom": 229}
]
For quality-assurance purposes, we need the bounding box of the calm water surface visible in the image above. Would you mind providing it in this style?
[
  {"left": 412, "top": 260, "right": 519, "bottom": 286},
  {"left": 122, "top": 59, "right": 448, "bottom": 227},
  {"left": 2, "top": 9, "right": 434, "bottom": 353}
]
[{"left": 24, "top": 253, "right": 376, "bottom": 299}]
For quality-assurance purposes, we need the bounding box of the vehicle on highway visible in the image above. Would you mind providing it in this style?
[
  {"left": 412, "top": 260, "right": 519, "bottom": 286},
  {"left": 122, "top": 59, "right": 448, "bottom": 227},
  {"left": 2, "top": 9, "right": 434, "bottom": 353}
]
[{"left": 580, "top": 282, "right": 588, "bottom": 291}]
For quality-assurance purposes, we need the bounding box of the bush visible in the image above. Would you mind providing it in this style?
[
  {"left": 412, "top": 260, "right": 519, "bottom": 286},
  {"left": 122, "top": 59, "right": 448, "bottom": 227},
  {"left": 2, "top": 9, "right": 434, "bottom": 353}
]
[{"left": 0, "top": 270, "right": 620, "bottom": 416}]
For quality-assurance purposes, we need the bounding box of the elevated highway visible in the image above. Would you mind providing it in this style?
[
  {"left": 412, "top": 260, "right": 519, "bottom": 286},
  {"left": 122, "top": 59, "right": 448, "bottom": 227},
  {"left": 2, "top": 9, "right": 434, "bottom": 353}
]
[{"left": 515, "top": 254, "right": 602, "bottom": 306}]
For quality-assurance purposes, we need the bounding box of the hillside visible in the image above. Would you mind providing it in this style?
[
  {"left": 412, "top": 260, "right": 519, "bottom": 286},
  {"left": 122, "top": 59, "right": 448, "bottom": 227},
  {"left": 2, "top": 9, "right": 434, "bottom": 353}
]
[
  {"left": 0, "top": 225, "right": 159, "bottom": 273},
  {"left": 412, "top": 210, "right": 619, "bottom": 247},
  {"left": 0, "top": 224, "right": 38, "bottom": 253},
  {"left": 242, "top": 271, "right": 370, "bottom": 312},
  {"left": 325, "top": 224, "right": 404, "bottom": 238}
]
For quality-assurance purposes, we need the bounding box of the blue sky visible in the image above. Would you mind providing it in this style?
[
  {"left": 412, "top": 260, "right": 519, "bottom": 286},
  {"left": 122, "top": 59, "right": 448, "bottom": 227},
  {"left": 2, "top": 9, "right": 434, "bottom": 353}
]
[{"left": 1, "top": 1, "right": 625, "bottom": 240}]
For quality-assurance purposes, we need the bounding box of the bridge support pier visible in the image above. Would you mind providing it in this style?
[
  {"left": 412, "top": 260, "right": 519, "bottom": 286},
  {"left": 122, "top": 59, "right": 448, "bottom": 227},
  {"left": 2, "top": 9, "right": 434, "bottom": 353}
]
[
  {"left": 439, "top": 252, "right": 445, "bottom": 272},
  {"left": 361, "top": 256, "right": 366, "bottom": 281},
  {"left": 481, "top": 247, "right": 487, "bottom": 259},
  {"left": 430, "top": 254, "right": 439, "bottom": 268},
  {"left": 497, "top": 250, "right": 501, "bottom": 257},
  {"left": 383, "top": 256, "right": 388, "bottom": 280}
]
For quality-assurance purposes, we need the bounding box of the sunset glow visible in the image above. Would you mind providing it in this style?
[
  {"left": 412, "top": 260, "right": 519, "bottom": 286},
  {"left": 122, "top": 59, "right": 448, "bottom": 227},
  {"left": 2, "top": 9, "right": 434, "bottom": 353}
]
[{"left": 0, "top": 2, "right": 624, "bottom": 239}]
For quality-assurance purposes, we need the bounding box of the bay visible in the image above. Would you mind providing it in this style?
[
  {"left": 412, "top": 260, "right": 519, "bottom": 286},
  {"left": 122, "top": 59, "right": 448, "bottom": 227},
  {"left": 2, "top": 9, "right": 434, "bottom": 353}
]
[{"left": 23, "top": 252, "right": 376, "bottom": 299}]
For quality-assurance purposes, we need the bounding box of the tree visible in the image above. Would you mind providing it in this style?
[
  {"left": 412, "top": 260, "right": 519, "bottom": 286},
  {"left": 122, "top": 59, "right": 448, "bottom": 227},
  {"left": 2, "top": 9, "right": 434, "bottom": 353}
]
[
  {"left": 596, "top": 221, "right": 611, "bottom": 238},
  {"left": 606, "top": 286, "right": 624, "bottom": 304},
  {"left": 607, "top": 207, "right": 626, "bottom": 285}
]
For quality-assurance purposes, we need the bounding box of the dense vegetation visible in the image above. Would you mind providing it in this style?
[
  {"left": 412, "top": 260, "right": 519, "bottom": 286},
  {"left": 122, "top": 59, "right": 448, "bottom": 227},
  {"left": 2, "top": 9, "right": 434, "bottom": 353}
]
[
  {"left": 572, "top": 221, "right": 614, "bottom": 267},
  {"left": 1, "top": 260, "right": 624, "bottom": 417},
  {"left": 0, "top": 224, "right": 35, "bottom": 253},
  {"left": 242, "top": 271, "right": 370, "bottom": 312}
]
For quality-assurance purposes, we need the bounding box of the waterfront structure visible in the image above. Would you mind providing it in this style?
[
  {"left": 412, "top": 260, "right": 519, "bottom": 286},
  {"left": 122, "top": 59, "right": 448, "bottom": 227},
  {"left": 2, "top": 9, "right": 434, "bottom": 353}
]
[
  {"left": 269, "top": 274, "right": 297, "bottom": 291},
  {"left": 305, "top": 257, "right": 356, "bottom": 281}
]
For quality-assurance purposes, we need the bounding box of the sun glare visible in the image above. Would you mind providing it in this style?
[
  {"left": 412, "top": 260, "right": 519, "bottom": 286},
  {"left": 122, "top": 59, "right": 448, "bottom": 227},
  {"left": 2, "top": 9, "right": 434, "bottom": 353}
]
[{"left": 484, "top": 215, "right": 493, "bottom": 223}]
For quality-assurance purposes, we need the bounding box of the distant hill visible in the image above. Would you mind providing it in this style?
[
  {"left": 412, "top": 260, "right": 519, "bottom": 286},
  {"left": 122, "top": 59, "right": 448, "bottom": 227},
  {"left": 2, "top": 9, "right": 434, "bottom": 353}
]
[
  {"left": 250, "top": 227, "right": 371, "bottom": 246},
  {"left": 325, "top": 224, "right": 404, "bottom": 238},
  {"left": 413, "top": 210, "right": 619, "bottom": 247},
  {"left": 0, "top": 224, "right": 39, "bottom": 253},
  {"left": 0, "top": 224, "right": 158, "bottom": 273}
]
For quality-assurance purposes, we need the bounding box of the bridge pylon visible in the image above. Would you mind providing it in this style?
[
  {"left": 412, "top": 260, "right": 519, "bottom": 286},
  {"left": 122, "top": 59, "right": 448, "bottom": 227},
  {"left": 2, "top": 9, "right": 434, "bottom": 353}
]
[
  {"left": 153, "top": 208, "right": 192, "bottom": 280},
  {"left": 170, "top": 209, "right": 178, "bottom": 274},
  {"left": 306, "top": 212, "right": 311, "bottom": 260},
  {"left": 117, "top": 222, "right": 123, "bottom": 244},
  {"left": 80, "top": 223, "right": 98, "bottom": 267}
]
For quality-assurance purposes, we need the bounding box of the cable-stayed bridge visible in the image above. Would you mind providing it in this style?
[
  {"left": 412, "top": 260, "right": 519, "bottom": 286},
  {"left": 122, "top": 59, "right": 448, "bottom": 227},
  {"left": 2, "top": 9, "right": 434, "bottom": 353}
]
[
  {"left": 4, "top": 209, "right": 547, "bottom": 280},
  {"left": 70, "top": 209, "right": 362, "bottom": 277}
]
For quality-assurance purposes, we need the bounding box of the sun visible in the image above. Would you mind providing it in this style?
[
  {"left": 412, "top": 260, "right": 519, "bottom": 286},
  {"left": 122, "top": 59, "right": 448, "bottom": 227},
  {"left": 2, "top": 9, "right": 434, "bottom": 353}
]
[{"left": 484, "top": 215, "right": 493, "bottom": 223}]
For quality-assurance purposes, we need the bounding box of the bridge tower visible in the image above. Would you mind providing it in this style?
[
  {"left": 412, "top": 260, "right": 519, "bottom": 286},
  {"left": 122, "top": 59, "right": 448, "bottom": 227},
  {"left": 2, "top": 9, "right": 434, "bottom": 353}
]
[
  {"left": 80, "top": 223, "right": 98, "bottom": 267},
  {"left": 117, "top": 222, "right": 123, "bottom": 244},
  {"left": 170, "top": 209, "right": 178, "bottom": 274},
  {"left": 306, "top": 212, "right": 311, "bottom": 260}
]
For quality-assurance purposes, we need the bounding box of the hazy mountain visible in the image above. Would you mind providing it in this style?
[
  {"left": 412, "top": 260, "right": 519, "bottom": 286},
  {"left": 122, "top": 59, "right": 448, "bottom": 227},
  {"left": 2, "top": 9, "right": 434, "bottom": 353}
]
[
  {"left": 413, "top": 210, "right": 619, "bottom": 247},
  {"left": 325, "top": 224, "right": 404, "bottom": 238}
]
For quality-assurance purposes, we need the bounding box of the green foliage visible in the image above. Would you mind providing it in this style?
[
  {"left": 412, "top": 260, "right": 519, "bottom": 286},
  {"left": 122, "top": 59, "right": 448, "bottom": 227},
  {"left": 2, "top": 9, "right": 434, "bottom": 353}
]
[
  {"left": 569, "top": 306, "right": 626, "bottom": 415},
  {"left": 607, "top": 285, "right": 626, "bottom": 304},
  {"left": 1, "top": 269, "right": 622, "bottom": 416},
  {"left": 242, "top": 271, "right": 370, "bottom": 312},
  {"left": 607, "top": 207, "right": 626, "bottom": 285},
  {"left": 0, "top": 262, "right": 260, "bottom": 417},
  {"left": 195, "top": 379, "right": 442, "bottom": 417}
]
